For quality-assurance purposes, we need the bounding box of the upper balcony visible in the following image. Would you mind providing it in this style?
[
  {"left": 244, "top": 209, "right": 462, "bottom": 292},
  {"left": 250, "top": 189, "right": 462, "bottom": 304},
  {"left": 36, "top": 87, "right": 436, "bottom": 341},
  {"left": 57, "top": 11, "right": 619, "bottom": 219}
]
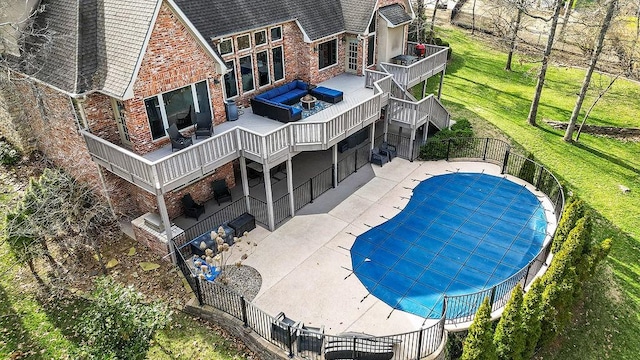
[
  {"left": 81, "top": 45, "right": 450, "bottom": 195},
  {"left": 380, "top": 43, "right": 448, "bottom": 90}
]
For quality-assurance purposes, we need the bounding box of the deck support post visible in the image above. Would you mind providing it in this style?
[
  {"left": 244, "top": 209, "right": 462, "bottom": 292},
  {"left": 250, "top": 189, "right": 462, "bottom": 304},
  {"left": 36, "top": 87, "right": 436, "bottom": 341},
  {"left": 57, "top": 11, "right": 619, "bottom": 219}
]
[
  {"left": 409, "top": 128, "right": 417, "bottom": 162},
  {"left": 369, "top": 121, "right": 376, "bottom": 161},
  {"left": 383, "top": 111, "right": 389, "bottom": 142},
  {"left": 263, "top": 163, "right": 275, "bottom": 231},
  {"left": 437, "top": 66, "right": 446, "bottom": 100},
  {"left": 156, "top": 191, "right": 176, "bottom": 264},
  {"left": 239, "top": 157, "right": 251, "bottom": 212}
]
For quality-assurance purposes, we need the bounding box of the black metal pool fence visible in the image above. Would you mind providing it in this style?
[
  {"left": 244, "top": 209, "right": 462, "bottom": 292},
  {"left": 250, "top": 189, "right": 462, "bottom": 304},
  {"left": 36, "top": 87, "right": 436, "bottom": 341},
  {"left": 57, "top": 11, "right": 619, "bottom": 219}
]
[{"left": 173, "top": 137, "right": 564, "bottom": 360}]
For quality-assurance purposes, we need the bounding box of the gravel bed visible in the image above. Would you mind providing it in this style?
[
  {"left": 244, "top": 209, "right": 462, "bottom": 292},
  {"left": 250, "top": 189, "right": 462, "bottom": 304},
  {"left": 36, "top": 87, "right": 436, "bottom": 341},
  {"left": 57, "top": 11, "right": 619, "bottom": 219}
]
[{"left": 215, "top": 265, "right": 262, "bottom": 301}]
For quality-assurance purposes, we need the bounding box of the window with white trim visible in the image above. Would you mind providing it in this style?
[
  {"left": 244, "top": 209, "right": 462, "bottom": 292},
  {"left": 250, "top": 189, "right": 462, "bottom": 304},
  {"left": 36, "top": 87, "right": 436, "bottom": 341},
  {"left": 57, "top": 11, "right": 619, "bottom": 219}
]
[
  {"left": 272, "top": 46, "right": 284, "bottom": 82},
  {"left": 237, "top": 34, "right": 251, "bottom": 51},
  {"left": 219, "top": 38, "right": 233, "bottom": 55},
  {"left": 239, "top": 55, "right": 254, "bottom": 92},
  {"left": 256, "top": 50, "right": 270, "bottom": 87},
  {"left": 144, "top": 81, "right": 211, "bottom": 140},
  {"left": 318, "top": 39, "right": 337, "bottom": 69},
  {"left": 224, "top": 60, "right": 238, "bottom": 98},
  {"left": 254, "top": 30, "right": 267, "bottom": 46},
  {"left": 270, "top": 26, "right": 282, "bottom": 41}
]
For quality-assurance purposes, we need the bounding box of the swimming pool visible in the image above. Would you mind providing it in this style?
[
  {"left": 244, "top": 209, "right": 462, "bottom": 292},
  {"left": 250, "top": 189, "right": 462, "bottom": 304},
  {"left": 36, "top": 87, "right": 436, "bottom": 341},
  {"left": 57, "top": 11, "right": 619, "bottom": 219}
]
[{"left": 350, "top": 172, "right": 548, "bottom": 319}]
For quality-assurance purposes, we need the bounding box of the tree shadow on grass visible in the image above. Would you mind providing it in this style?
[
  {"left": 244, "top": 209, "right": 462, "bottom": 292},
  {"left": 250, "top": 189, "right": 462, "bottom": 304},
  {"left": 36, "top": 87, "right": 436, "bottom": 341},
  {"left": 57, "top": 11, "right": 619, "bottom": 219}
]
[
  {"left": 573, "top": 141, "right": 640, "bottom": 176},
  {"left": 37, "top": 293, "right": 90, "bottom": 348},
  {"left": 0, "top": 285, "right": 44, "bottom": 357}
]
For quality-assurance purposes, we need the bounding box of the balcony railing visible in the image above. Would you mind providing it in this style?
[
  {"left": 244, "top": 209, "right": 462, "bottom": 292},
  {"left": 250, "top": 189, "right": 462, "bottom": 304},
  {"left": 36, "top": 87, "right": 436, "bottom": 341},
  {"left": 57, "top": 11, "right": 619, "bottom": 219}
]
[
  {"left": 379, "top": 45, "right": 448, "bottom": 90},
  {"left": 82, "top": 71, "right": 392, "bottom": 193}
]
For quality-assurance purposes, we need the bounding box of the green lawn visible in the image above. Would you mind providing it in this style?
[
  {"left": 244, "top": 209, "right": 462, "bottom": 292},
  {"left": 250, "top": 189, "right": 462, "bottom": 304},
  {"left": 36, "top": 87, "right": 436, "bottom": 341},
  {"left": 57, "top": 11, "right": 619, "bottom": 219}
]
[{"left": 437, "top": 27, "right": 640, "bottom": 359}]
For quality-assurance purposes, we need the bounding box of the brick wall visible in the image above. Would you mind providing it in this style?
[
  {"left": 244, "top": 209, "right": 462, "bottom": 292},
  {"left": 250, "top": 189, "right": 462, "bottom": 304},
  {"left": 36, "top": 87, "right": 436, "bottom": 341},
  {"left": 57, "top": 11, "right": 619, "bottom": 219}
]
[{"left": 126, "top": 4, "right": 226, "bottom": 155}]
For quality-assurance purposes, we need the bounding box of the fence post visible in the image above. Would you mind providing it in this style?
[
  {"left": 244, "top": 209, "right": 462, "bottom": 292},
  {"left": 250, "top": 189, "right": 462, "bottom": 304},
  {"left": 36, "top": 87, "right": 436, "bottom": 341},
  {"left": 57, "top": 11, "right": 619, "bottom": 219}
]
[
  {"left": 194, "top": 278, "right": 204, "bottom": 306},
  {"left": 535, "top": 166, "right": 544, "bottom": 190},
  {"left": 309, "top": 177, "right": 314, "bottom": 203},
  {"left": 287, "top": 324, "right": 294, "bottom": 357},
  {"left": 240, "top": 296, "right": 248, "bottom": 327},
  {"left": 416, "top": 327, "right": 424, "bottom": 360},
  {"left": 354, "top": 151, "right": 358, "bottom": 173},
  {"left": 352, "top": 337, "right": 357, "bottom": 360},
  {"left": 523, "top": 264, "right": 531, "bottom": 287},
  {"left": 489, "top": 287, "right": 497, "bottom": 306},
  {"left": 501, "top": 150, "right": 510, "bottom": 174},
  {"left": 446, "top": 139, "right": 451, "bottom": 161},
  {"left": 332, "top": 166, "right": 336, "bottom": 188},
  {"left": 483, "top": 138, "right": 489, "bottom": 160}
]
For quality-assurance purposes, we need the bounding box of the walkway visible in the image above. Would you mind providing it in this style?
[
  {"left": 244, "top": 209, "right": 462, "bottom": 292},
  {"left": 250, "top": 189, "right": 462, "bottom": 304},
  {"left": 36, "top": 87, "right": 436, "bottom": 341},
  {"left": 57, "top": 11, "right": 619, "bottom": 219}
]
[{"left": 224, "top": 159, "right": 557, "bottom": 336}]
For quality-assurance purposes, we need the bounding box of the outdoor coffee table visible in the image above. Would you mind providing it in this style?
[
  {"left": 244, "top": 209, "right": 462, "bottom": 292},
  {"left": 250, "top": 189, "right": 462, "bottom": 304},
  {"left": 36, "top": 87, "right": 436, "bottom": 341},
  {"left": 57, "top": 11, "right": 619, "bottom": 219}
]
[{"left": 300, "top": 95, "right": 317, "bottom": 110}]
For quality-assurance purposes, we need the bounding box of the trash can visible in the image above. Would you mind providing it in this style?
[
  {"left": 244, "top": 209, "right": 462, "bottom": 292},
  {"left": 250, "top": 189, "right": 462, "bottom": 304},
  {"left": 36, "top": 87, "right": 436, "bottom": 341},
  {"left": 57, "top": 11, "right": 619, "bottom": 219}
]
[{"left": 225, "top": 99, "right": 239, "bottom": 121}]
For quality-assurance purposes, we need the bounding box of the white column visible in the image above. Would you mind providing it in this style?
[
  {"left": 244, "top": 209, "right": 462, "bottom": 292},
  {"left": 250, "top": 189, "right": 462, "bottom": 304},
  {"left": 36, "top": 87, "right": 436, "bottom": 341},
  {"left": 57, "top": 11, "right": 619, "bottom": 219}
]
[
  {"left": 156, "top": 192, "right": 176, "bottom": 264},
  {"left": 437, "top": 66, "right": 446, "bottom": 100},
  {"left": 383, "top": 111, "right": 389, "bottom": 142},
  {"left": 239, "top": 157, "right": 250, "bottom": 211},
  {"left": 286, "top": 156, "right": 295, "bottom": 217},
  {"left": 369, "top": 122, "right": 376, "bottom": 161},
  {"left": 263, "top": 163, "right": 275, "bottom": 231},
  {"left": 408, "top": 128, "right": 417, "bottom": 162},
  {"left": 422, "top": 79, "right": 427, "bottom": 99}
]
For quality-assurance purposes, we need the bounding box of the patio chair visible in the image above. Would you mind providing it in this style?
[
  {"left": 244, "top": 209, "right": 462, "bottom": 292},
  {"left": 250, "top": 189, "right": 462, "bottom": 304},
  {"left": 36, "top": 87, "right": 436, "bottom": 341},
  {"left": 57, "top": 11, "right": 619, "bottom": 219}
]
[
  {"left": 370, "top": 148, "right": 389, "bottom": 167},
  {"left": 297, "top": 324, "right": 325, "bottom": 355},
  {"left": 271, "top": 312, "right": 300, "bottom": 346},
  {"left": 166, "top": 123, "right": 193, "bottom": 152},
  {"left": 380, "top": 142, "right": 397, "bottom": 160},
  {"left": 211, "top": 179, "right": 232, "bottom": 205},
  {"left": 194, "top": 112, "right": 213, "bottom": 138},
  {"left": 181, "top": 193, "right": 205, "bottom": 220}
]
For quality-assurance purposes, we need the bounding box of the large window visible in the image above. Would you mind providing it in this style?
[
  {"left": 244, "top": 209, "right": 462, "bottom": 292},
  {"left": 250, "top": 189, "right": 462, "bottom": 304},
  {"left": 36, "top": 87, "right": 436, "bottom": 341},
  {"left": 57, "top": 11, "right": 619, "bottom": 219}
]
[
  {"left": 254, "top": 30, "right": 267, "bottom": 46},
  {"left": 144, "top": 81, "right": 211, "bottom": 140},
  {"left": 256, "top": 51, "right": 270, "bottom": 87},
  {"left": 270, "top": 26, "right": 282, "bottom": 41},
  {"left": 224, "top": 60, "right": 238, "bottom": 98},
  {"left": 272, "top": 46, "right": 284, "bottom": 82},
  {"left": 318, "top": 39, "right": 337, "bottom": 69},
  {"left": 367, "top": 35, "right": 375, "bottom": 66},
  {"left": 239, "top": 55, "right": 254, "bottom": 92}
]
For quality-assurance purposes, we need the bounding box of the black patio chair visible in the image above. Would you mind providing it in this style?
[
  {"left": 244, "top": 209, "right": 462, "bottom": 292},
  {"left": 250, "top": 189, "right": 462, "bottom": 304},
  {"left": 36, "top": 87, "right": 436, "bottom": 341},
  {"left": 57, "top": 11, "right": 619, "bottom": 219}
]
[
  {"left": 181, "top": 193, "right": 205, "bottom": 220},
  {"left": 194, "top": 111, "right": 213, "bottom": 138},
  {"left": 298, "top": 324, "right": 325, "bottom": 355},
  {"left": 380, "top": 142, "right": 397, "bottom": 160},
  {"left": 370, "top": 148, "right": 389, "bottom": 167},
  {"left": 271, "top": 312, "right": 300, "bottom": 346},
  {"left": 166, "top": 123, "right": 193, "bottom": 152},
  {"left": 211, "top": 179, "right": 232, "bottom": 205}
]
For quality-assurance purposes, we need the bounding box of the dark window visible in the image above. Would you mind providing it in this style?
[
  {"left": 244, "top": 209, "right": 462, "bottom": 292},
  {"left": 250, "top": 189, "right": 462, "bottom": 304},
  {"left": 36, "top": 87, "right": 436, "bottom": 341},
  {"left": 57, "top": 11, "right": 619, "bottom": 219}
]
[
  {"left": 256, "top": 51, "right": 270, "bottom": 87},
  {"left": 224, "top": 61, "right": 238, "bottom": 98},
  {"left": 164, "top": 85, "right": 195, "bottom": 129},
  {"left": 195, "top": 81, "right": 212, "bottom": 120},
  {"left": 368, "top": 12, "right": 376, "bottom": 33},
  {"left": 270, "top": 26, "right": 282, "bottom": 41},
  {"left": 254, "top": 30, "right": 267, "bottom": 46},
  {"left": 237, "top": 34, "right": 251, "bottom": 51},
  {"left": 318, "top": 39, "right": 337, "bottom": 69},
  {"left": 272, "top": 46, "right": 284, "bottom": 81},
  {"left": 367, "top": 35, "right": 375, "bottom": 66},
  {"left": 239, "top": 55, "right": 254, "bottom": 92},
  {"left": 145, "top": 97, "right": 164, "bottom": 140}
]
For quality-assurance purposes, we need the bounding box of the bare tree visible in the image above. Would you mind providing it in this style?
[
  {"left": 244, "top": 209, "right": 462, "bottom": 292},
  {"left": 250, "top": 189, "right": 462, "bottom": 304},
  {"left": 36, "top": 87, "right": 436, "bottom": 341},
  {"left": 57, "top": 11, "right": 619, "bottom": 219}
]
[
  {"left": 526, "top": 0, "right": 565, "bottom": 126},
  {"left": 505, "top": 1, "right": 529, "bottom": 71},
  {"left": 564, "top": 0, "right": 619, "bottom": 142},
  {"left": 558, "top": 0, "right": 577, "bottom": 41},
  {"left": 575, "top": 73, "right": 620, "bottom": 142}
]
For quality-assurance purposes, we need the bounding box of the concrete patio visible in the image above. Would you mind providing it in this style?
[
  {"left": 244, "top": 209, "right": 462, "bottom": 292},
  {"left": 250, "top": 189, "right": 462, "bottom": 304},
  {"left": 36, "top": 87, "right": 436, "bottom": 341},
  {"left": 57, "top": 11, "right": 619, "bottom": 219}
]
[{"left": 222, "top": 159, "right": 558, "bottom": 336}]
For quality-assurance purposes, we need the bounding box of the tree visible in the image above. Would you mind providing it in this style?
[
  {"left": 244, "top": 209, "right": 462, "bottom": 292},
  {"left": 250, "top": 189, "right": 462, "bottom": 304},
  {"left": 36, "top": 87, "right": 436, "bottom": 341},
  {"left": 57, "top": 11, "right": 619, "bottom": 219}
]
[
  {"left": 3, "top": 168, "right": 116, "bottom": 285},
  {"left": 77, "top": 277, "right": 171, "bottom": 359},
  {"left": 505, "top": 2, "right": 525, "bottom": 71},
  {"left": 551, "top": 198, "right": 585, "bottom": 253},
  {"left": 493, "top": 284, "right": 525, "bottom": 360},
  {"left": 526, "top": 0, "right": 565, "bottom": 126},
  {"left": 521, "top": 278, "right": 544, "bottom": 359},
  {"left": 462, "top": 297, "right": 497, "bottom": 360},
  {"left": 564, "top": 0, "right": 619, "bottom": 142}
]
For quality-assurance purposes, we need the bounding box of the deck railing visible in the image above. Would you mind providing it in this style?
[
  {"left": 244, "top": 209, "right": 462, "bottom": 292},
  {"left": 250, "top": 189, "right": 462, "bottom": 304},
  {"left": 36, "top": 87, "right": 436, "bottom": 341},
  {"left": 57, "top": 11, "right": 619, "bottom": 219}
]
[{"left": 380, "top": 45, "right": 448, "bottom": 89}]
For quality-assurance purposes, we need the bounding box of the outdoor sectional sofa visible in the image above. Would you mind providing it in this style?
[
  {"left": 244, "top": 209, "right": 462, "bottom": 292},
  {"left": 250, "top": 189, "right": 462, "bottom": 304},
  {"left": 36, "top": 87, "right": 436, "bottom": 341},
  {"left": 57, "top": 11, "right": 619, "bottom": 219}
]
[{"left": 250, "top": 80, "right": 308, "bottom": 123}]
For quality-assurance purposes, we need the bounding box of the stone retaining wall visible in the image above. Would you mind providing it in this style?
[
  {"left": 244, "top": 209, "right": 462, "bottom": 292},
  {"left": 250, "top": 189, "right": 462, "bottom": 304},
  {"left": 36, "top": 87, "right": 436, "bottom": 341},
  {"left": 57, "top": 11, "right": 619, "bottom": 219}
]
[{"left": 545, "top": 121, "right": 640, "bottom": 139}]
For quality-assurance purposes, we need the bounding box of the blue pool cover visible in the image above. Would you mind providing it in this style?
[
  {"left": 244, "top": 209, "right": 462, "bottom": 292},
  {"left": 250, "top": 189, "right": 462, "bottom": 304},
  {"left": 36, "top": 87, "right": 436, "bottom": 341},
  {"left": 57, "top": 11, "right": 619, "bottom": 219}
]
[{"left": 350, "top": 173, "right": 547, "bottom": 319}]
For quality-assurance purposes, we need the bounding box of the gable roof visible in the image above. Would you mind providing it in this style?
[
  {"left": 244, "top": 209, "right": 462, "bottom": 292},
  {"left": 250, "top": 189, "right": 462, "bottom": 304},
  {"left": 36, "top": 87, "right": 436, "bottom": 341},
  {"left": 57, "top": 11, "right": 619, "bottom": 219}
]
[
  {"left": 340, "top": 0, "right": 376, "bottom": 34},
  {"left": 379, "top": 4, "right": 413, "bottom": 28},
  {"left": 172, "top": 0, "right": 345, "bottom": 41}
]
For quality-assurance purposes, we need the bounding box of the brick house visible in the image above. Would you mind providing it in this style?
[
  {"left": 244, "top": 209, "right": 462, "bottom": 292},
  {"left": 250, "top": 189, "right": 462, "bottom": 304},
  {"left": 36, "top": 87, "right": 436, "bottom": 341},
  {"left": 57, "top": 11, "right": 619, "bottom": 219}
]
[{"left": 1, "top": 0, "right": 450, "bottom": 257}]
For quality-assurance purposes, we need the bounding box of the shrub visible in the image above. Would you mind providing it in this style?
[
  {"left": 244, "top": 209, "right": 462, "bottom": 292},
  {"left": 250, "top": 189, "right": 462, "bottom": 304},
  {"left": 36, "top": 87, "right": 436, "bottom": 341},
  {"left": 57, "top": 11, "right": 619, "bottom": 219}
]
[
  {"left": 551, "top": 199, "right": 586, "bottom": 253},
  {"left": 517, "top": 152, "right": 537, "bottom": 185},
  {"left": 462, "top": 297, "right": 497, "bottom": 360},
  {"left": 419, "top": 118, "right": 474, "bottom": 160},
  {"left": 521, "top": 278, "right": 544, "bottom": 359},
  {"left": 77, "top": 277, "right": 171, "bottom": 359},
  {"left": 0, "top": 139, "right": 20, "bottom": 165},
  {"left": 493, "top": 284, "right": 525, "bottom": 360}
]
